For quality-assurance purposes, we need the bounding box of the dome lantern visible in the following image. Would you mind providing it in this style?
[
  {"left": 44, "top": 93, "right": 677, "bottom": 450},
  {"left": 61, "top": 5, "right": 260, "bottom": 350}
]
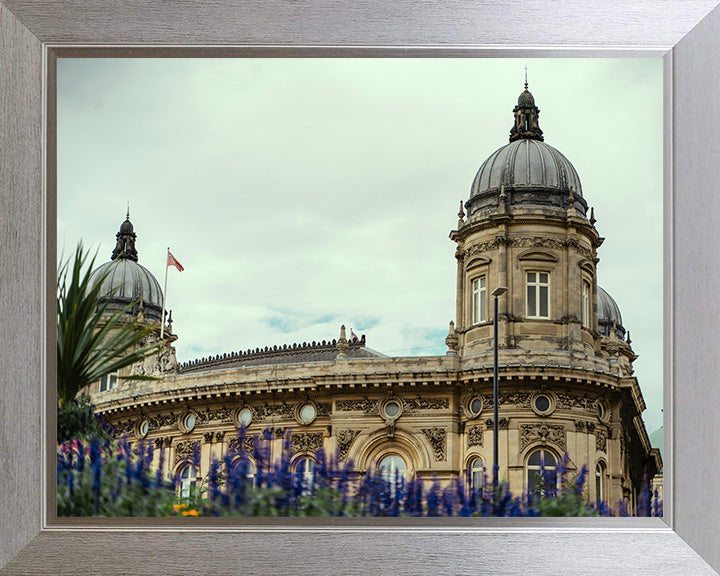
[
  {"left": 509, "top": 80, "right": 544, "bottom": 143},
  {"left": 111, "top": 208, "right": 139, "bottom": 262}
]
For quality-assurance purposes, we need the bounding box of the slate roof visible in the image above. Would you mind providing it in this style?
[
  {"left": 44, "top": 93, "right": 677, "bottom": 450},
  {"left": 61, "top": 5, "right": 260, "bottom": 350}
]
[{"left": 178, "top": 334, "right": 385, "bottom": 373}]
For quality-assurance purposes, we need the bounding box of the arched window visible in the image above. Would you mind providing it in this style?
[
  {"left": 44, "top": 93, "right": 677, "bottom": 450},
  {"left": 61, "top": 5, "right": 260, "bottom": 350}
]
[
  {"left": 469, "top": 457, "right": 485, "bottom": 493},
  {"left": 595, "top": 462, "right": 605, "bottom": 503},
  {"left": 295, "top": 457, "right": 315, "bottom": 492},
  {"left": 379, "top": 454, "right": 407, "bottom": 498},
  {"left": 231, "top": 458, "right": 256, "bottom": 487},
  {"left": 178, "top": 464, "right": 198, "bottom": 500},
  {"left": 526, "top": 448, "right": 558, "bottom": 497}
]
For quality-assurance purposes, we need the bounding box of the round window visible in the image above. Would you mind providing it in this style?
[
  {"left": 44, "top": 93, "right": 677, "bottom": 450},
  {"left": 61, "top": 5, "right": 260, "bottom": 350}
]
[
  {"left": 468, "top": 397, "right": 483, "bottom": 417},
  {"left": 597, "top": 402, "right": 605, "bottom": 421},
  {"left": 182, "top": 412, "right": 196, "bottom": 433},
  {"left": 383, "top": 400, "right": 401, "bottom": 419},
  {"left": 299, "top": 403, "right": 316, "bottom": 424},
  {"left": 138, "top": 419, "right": 149, "bottom": 438},
  {"left": 534, "top": 395, "right": 551, "bottom": 412},
  {"left": 238, "top": 408, "right": 253, "bottom": 427}
]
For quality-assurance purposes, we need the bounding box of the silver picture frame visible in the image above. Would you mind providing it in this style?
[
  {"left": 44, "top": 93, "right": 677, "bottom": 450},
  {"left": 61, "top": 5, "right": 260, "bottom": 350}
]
[{"left": 1, "top": 1, "right": 720, "bottom": 574}]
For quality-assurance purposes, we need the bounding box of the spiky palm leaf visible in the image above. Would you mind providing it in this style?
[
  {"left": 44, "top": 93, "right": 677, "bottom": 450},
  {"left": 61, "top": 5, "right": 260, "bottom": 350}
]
[{"left": 57, "top": 244, "right": 167, "bottom": 404}]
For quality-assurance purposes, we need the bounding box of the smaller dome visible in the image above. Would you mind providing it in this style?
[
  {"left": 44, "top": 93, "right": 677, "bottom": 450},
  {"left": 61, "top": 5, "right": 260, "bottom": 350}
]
[
  {"left": 119, "top": 218, "right": 134, "bottom": 234},
  {"left": 90, "top": 259, "right": 163, "bottom": 322},
  {"left": 597, "top": 286, "right": 625, "bottom": 339},
  {"left": 518, "top": 89, "right": 535, "bottom": 106}
]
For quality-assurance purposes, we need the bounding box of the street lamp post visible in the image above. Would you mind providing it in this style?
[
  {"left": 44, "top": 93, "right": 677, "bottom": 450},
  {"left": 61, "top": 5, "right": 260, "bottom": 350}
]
[{"left": 491, "top": 286, "right": 508, "bottom": 492}]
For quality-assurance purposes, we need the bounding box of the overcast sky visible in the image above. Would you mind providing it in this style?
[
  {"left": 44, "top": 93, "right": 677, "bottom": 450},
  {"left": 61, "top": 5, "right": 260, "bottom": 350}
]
[{"left": 57, "top": 58, "right": 663, "bottom": 434}]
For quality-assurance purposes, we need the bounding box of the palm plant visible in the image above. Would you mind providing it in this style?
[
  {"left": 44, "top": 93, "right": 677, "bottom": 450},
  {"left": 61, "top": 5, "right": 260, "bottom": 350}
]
[{"left": 57, "top": 243, "right": 167, "bottom": 406}]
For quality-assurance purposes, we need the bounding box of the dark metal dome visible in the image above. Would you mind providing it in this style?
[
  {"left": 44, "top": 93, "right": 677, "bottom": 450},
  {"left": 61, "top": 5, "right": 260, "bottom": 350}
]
[
  {"left": 464, "top": 84, "right": 588, "bottom": 219},
  {"left": 89, "top": 214, "right": 163, "bottom": 322},
  {"left": 597, "top": 286, "right": 626, "bottom": 339},
  {"left": 470, "top": 138, "right": 583, "bottom": 198}
]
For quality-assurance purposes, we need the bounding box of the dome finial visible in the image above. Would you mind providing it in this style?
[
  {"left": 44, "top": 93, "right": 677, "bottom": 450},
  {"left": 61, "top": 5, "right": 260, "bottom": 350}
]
[
  {"left": 509, "top": 75, "right": 543, "bottom": 143},
  {"left": 111, "top": 211, "right": 139, "bottom": 262}
]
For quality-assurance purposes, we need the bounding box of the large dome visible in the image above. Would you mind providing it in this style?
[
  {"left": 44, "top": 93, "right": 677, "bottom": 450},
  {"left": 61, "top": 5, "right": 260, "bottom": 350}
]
[
  {"left": 470, "top": 138, "right": 583, "bottom": 198},
  {"left": 89, "top": 214, "right": 164, "bottom": 322},
  {"left": 465, "top": 85, "right": 588, "bottom": 218},
  {"left": 597, "top": 286, "right": 625, "bottom": 339}
]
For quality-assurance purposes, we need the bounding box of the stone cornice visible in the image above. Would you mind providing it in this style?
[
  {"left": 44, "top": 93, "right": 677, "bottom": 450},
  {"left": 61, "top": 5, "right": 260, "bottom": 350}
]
[{"left": 93, "top": 357, "right": 624, "bottom": 416}]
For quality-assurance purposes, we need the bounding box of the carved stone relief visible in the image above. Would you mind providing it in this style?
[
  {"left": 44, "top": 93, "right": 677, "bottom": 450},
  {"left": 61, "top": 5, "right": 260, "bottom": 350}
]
[
  {"left": 555, "top": 393, "right": 597, "bottom": 414},
  {"left": 336, "top": 429, "right": 361, "bottom": 462},
  {"left": 481, "top": 392, "right": 531, "bottom": 409},
  {"left": 336, "top": 397, "right": 448, "bottom": 414},
  {"left": 596, "top": 429, "right": 608, "bottom": 453},
  {"left": 153, "top": 436, "right": 172, "bottom": 449},
  {"left": 196, "top": 407, "right": 234, "bottom": 424},
  {"left": 520, "top": 423, "right": 566, "bottom": 452},
  {"left": 467, "top": 425, "right": 484, "bottom": 447},
  {"left": 465, "top": 236, "right": 592, "bottom": 259},
  {"left": 291, "top": 432, "right": 324, "bottom": 454},
  {"left": 174, "top": 440, "right": 200, "bottom": 465},
  {"left": 485, "top": 417, "right": 509, "bottom": 430},
  {"left": 228, "top": 435, "right": 255, "bottom": 456},
  {"left": 421, "top": 428, "right": 447, "bottom": 461},
  {"left": 148, "top": 412, "right": 179, "bottom": 430}
]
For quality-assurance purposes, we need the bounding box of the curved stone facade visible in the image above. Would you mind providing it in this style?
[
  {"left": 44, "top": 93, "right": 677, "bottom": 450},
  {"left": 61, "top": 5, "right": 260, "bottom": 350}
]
[{"left": 88, "top": 85, "right": 660, "bottom": 513}]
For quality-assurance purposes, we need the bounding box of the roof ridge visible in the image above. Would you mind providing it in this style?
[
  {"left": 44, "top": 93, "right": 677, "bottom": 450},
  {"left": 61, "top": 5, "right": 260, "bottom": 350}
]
[{"left": 179, "top": 334, "right": 367, "bottom": 370}]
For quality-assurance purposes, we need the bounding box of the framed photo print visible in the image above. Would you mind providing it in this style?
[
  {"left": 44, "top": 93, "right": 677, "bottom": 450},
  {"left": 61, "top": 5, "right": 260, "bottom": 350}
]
[{"left": 1, "top": 1, "right": 720, "bottom": 574}]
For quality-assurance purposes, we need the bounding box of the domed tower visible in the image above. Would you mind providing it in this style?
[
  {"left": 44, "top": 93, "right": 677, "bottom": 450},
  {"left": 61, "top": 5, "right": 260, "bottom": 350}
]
[
  {"left": 90, "top": 212, "right": 164, "bottom": 323},
  {"left": 88, "top": 212, "right": 178, "bottom": 387},
  {"left": 450, "top": 83, "right": 603, "bottom": 358}
]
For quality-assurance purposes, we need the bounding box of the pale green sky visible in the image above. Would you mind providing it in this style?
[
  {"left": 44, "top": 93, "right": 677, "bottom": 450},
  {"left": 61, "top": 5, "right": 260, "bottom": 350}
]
[{"left": 57, "top": 58, "right": 663, "bottom": 434}]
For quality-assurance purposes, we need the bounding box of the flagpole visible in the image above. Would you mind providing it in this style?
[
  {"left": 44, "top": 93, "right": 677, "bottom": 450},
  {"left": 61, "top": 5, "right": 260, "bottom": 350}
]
[{"left": 160, "top": 247, "right": 169, "bottom": 340}]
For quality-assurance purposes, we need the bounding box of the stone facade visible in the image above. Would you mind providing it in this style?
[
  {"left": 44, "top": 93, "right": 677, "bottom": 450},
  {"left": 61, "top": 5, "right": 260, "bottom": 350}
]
[{"left": 88, "top": 85, "right": 661, "bottom": 513}]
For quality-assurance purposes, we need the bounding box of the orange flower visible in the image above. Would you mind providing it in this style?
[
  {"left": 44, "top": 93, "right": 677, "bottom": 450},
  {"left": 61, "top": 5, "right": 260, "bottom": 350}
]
[
  {"left": 172, "top": 503, "right": 188, "bottom": 512},
  {"left": 181, "top": 509, "right": 199, "bottom": 516}
]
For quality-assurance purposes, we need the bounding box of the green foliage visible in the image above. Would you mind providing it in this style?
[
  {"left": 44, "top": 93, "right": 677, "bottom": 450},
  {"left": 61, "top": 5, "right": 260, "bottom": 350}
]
[
  {"left": 57, "top": 395, "right": 114, "bottom": 444},
  {"left": 56, "top": 243, "right": 166, "bottom": 405},
  {"left": 57, "top": 439, "right": 177, "bottom": 517}
]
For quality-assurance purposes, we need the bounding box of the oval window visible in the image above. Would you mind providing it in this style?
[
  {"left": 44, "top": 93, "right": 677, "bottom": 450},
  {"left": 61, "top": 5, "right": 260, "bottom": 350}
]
[
  {"left": 183, "top": 413, "right": 196, "bottom": 432},
  {"left": 299, "top": 403, "right": 316, "bottom": 424},
  {"left": 469, "top": 397, "right": 483, "bottom": 417},
  {"left": 534, "top": 395, "right": 550, "bottom": 412},
  {"left": 383, "top": 400, "right": 401, "bottom": 419},
  {"left": 138, "top": 419, "right": 149, "bottom": 438},
  {"left": 238, "top": 408, "right": 253, "bottom": 427}
]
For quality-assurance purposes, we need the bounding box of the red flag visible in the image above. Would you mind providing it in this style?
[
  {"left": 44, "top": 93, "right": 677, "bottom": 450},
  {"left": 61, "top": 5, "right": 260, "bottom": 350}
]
[{"left": 167, "top": 251, "right": 184, "bottom": 272}]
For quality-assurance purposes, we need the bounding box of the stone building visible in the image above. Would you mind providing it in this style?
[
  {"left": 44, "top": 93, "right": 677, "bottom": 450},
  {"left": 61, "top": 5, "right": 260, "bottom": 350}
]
[{"left": 88, "top": 84, "right": 661, "bottom": 511}]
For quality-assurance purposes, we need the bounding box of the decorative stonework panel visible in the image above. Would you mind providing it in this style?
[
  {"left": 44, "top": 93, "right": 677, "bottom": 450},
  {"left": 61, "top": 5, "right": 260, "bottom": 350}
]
[
  {"left": 336, "top": 399, "right": 380, "bottom": 414},
  {"left": 485, "top": 417, "right": 509, "bottom": 430},
  {"left": 148, "top": 412, "right": 180, "bottom": 430},
  {"left": 115, "top": 419, "right": 136, "bottom": 435},
  {"left": 520, "top": 423, "right": 566, "bottom": 452},
  {"left": 154, "top": 436, "right": 173, "bottom": 449},
  {"left": 481, "top": 393, "right": 531, "bottom": 408},
  {"left": 555, "top": 393, "right": 597, "bottom": 415},
  {"left": 336, "top": 429, "right": 360, "bottom": 462},
  {"left": 467, "top": 425, "right": 484, "bottom": 447},
  {"left": 196, "top": 407, "right": 233, "bottom": 424},
  {"left": 291, "top": 432, "right": 324, "bottom": 454},
  {"left": 421, "top": 428, "right": 447, "bottom": 461},
  {"left": 254, "top": 404, "right": 295, "bottom": 420},
  {"left": 404, "top": 398, "right": 449, "bottom": 411},
  {"left": 174, "top": 440, "right": 200, "bottom": 464},
  {"left": 596, "top": 429, "right": 608, "bottom": 453},
  {"left": 464, "top": 237, "right": 592, "bottom": 259},
  {"left": 336, "top": 397, "right": 448, "bottom": 414},
  {"left": 316, "top": 402, "right": 332, "bottom": 417},
  {"left": 228, "top": 436, "right": 255, "bottom": 456}
]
